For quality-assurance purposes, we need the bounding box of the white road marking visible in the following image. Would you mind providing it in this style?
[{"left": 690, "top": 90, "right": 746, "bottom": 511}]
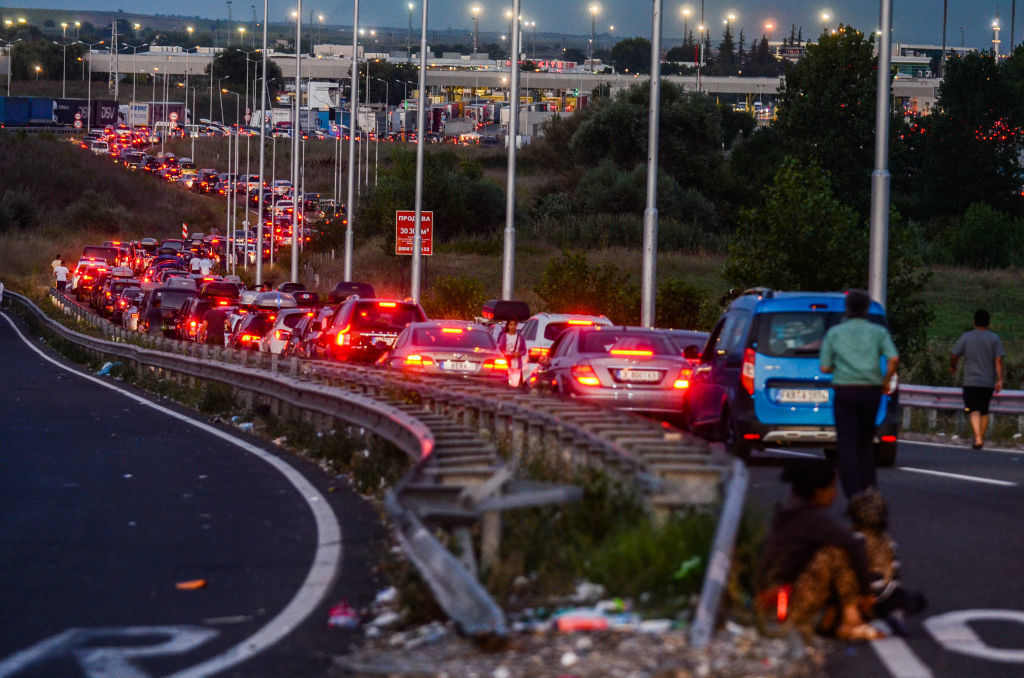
[
  {"left": 897, "top": 467, "right": 1017, "bottom": 487},
  {"left": 1, "top": 313, "right": 343, "bottom": 677},
  {"left": 925, "top": 609, "right": 1024, "bottom": 663},
  {"left": 0, "top": 627, "right": 217, "bottom": 678},
  {"left": 901, "top": 439, "right": 1024, "bottom": 455},
  {"left": 871, "top": 636, "right": 934, "bottom": 678}
]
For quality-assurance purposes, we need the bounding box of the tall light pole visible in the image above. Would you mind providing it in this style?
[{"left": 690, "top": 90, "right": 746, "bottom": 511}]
[
  {"left": 696, "top": 24, "right": 705, "bottom": 89},
  {"left": 681, "top": 7, "right": 691, "bottom": 46},
  {"left": 410, "top": 0, "right": 429, "bottom": 301},
  {"left": 185, "top": 27, "right": 193, "bottom": 115},
  {"left": 253, "top": 5, "right": 259, "bottom": 49},
  {"left": 501, "top": 0, "right": 522, "bottom": 300},
  {"left": 470, "top": 5, "right": 481, "bottom": 54},
  {"left": 2, "top": 39, "right": 21, "bottom": 97},
  {"left": 255, "top": 0, "right": 269, "bottom": 285},
  {"left": 344, "top": 0, "right": 360, "bottom": 281},
  {"left": 820, "top": 10, "right": 832, "bottom": 35},
  {"left": 226, "top": 0, "right": 233, "bottom": 47},
  {"left": 407, "top": 2, "right": 414, "bottom": 55},
  {"left": 291, "top": 0, "right": 302, "bottom": 283},
  {"left": 869, "top": 0, "right": 893, "bottom": 307},
  {"left": 78, "top": 39, "right": 105, "bottom": 129},
  {"left": 59, "top": 22, "right": 68, "bottom": 97},
  {"left": 224, "top": 88, "right": 241, "bottom": 272},
  {"left": 588, "top": 4, "right": 599, "bottom": 64},
  {"left": 641, "top": 0, "right": 663, "bottom": 328}
]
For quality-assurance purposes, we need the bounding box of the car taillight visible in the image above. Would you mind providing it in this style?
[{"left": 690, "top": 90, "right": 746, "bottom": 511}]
[
  {"left": 404, "top": 354, "right": 434, "bottom": 367},
  {"left": 674, "top": 367, "right": 693, "bottom": 389},
  {"left": 241, "top": 334, "right": 256, "bottom": 342},
  {"left": 610, "top": 349, "right": 653, "bottom": 357},
  {"left": 572, "top": 365, "right": 601, "bottom": 386},
  {"left": 741, "top": 348, "right": 756, "bottom": 395},
  {"left": 528, "top": 347, "right": 549, "bottom": 360},
  {"left": 335, "top": 324, "right": 351, "bottom": 346},
  {"left": 483, "top": 358, "right": 509, "bottom": 371},
  {"left": 275, "top": 329, "right": 291, "bottom": 340}
]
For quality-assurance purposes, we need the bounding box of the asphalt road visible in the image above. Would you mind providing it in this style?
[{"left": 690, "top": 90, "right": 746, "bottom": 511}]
[
  {"left": 746, "top": 439, "right": 1024, "bottom": 678},
  {"left": 0, "top": 311, "right": 387, "bottom": 677}
]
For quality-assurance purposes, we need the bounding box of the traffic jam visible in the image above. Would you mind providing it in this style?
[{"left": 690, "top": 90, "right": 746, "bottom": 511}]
[{"left": 63, "top": 235, "right": 711, "bottom": 422}]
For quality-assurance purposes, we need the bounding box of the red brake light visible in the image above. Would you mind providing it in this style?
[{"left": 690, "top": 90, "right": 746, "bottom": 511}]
[
  {"left": 528, "top": 347, "right": 549, "bottom": 359},
  {"left": 404, "top": 354, "right": 434, "bottom": 367},
  {"left": 674, "top": 367, "right": 693, "bottom": 389},
  {"left": 441, "top": 328, "right": 464, "bottom": 334},
  {"left": 566, "top": 319, "right": 594, "bottom": 325},
  {"left": 741, "top": 348, "right": 756, "bottom": 395},
  {"left": 378, "top": 302, "right": 397, "bottom": 308},
  {"left": 335, "top": 324, "right": 351, "bottom": 345},
  {"left": 610, "top": 349, "right": 653, "bottom": 357},
  {"left": 483, "top": 357, "right": 509, "bottom": 371},
  {"left": 571, "top": 364, "right": 601, "bottom": 386},
  {"left": 881, "top": 435, "right": 898, "bottom": 443}
]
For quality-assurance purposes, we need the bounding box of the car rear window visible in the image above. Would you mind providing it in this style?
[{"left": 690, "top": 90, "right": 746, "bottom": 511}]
[
  {"left": 280, "top": 312, "right": 307, "bottom": 329},
  {"left": 154, "top": 289, "right": 196, "bottom": 310},
  {"left": 579, "top": 330, "right": 677, "bottom": 356},
  {"left": 412, "top": 327, "right": 495, "bottom": 350},
  {"left": 82, "top": 246, "right": 119, "bottom": 263},
  {"left": 751, "top": 312, "right": 886, "bottom": 358},
  {"left": 351, "top": 302, "right": 425, "bottom": 330},
  {"left": 543, "top": 321, "right": 593, "bottom": 341}
]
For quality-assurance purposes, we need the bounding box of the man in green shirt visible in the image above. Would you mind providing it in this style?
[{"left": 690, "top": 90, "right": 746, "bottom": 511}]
[{"left": 820, "top": 290, "right": 900, "bottom": 498}]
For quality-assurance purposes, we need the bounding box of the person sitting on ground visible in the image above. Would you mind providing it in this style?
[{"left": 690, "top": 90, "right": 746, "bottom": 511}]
[
  {"left": 758, "top": 459, "right": 884, "bottom": 641},
  {"left": 847, "top": 488, "right": 927, "bottom": 636}
]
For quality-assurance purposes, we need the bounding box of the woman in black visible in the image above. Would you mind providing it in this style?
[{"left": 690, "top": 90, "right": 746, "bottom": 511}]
[{"left": 759, "top": 459, "right": 884, "bottom": 640}]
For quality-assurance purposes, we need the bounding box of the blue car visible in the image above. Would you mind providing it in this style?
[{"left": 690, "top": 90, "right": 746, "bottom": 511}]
[{"left": 683, "top": 289, "right": 899, "bottom": 466}]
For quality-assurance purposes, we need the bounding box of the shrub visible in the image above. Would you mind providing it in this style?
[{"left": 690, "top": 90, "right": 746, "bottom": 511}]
[
  {"left": 657, "top": 278, "right": 711, "bottom": 330},
  {"left": 534, "top": 250, "right": 640, "bottom": 325},
  {"left": 946, "top": 202, "right": 1024, "bottom": 268},
  {"left": 0, "top": 187, "right": 42, "bottom": 232},
  {"left": 421, "top": 275, "right": 486, "bottom": 320}
]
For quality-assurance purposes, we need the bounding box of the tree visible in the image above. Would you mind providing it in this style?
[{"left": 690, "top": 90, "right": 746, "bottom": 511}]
[
  {"left": 904, "top": 51, "right": 1023, "bottom": 218},
  {"left": 725, "top": 157, "right": 932, "bottom": 359},
  {"left": 562, "top": 47, "right": 586, "bottom": 63},
  {"left": 610, "top": 37, "right": 651, "bottom": 74},
  {"left": 774, "top": 25, "right": 883, "bottom": 215},
  {"left": 708, "top": 24, "right": 737, "bottom": 75}
]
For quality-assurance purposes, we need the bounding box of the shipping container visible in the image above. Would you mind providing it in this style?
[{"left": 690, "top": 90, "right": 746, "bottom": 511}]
[
  {"left": 91, "top": 99, "right": 120, "bottom": 127},
  {"left": 54, "top": 98, "right": 90, "bottom": 126},
  {"left": 0, "top": 96, "right": 31, "bottom": 126},
  {"left": 29, "top": 97, "right": 55, "bottom": 125}
]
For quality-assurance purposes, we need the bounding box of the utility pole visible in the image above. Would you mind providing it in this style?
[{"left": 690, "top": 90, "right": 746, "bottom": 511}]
[
  {"left": 869, "top": 0, "right": 893, "bottom": 307},
  {"left": 641, "top": 0, "right": 663, "bottom": 327},
  {"left": 344, "top": 1, "right": 360, "bottom": 281},
  {"left": 226, "top": 0, "right": 233, "bottom": 47},
  {"left": 502, "top": 0, "right": 521, "bottom": 300},
  {"left": 411, "top": 0, "right": 429, "bottom": 301},
  {"left": 291, "top": 0, "right": 302, "bottom": 283},
  {"left": 255, "top": 0, "right": 269, "bottom": 285}
]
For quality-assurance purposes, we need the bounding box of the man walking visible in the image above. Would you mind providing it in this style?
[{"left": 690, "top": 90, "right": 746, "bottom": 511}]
[
  {"left": 820, "top": 290, "right": 900, "bottom": 498},
  {"left": 951, "top": 310, "right": 1005, "bottom": 449},
  {"left": 53, "top": 261, "right": 69, "bottom": 293}
]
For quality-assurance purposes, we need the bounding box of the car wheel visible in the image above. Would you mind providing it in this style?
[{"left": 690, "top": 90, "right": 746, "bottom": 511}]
[
  {"left": 875, "top": 441, "right": 897, "bottom": 468},
  {"left": 720, "top": 407, "right": 751, "bottom": 460}
]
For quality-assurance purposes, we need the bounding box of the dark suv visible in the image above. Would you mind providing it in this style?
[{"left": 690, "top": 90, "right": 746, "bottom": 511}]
[
  {"left": 315, "top": 298, "right": 427, "bottom": 362},
  {"left": 683, "top": 289, "right": 900, "bottom": 465}
]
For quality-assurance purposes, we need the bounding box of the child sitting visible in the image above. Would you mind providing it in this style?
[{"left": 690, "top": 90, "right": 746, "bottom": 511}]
[{"left": 846, "top": 488, "right": 927, "bottom": 636}]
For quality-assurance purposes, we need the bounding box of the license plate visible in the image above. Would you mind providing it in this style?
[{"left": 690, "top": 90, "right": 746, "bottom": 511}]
[
  {"left": 365, "top": 334, "right": 396, "bottom": 347},
  {"left": 616, "top": 368, "right": 661, "bottom": 383},
  {"left": 442, "top": 360, "right": 475, "bottom": 372},
  {"left": 777, "top": 389, "right": 830, "bottom": 404}
]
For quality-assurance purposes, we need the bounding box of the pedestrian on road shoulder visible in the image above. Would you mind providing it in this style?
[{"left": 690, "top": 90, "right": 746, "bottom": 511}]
[
  {"left": 53, "top": 262, "right": 69, "bottom": 293},
  {"left": 496, "top": 319, "right": 527, "bottom": 388},
  {"left": 951, "top": 309, "right": 1005, "bottom": 449},
  {"left": 50, "top": 254, "right": 63, "bottom": 273},
  {"left": 820, "top": 290, "right": 900, "bottom": 498}
]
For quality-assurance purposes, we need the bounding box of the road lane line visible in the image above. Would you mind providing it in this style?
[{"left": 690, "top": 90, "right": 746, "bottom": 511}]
[
  {"left": 872, "top": 636, "right": 934, "bottom": 678},
  {"left": 1, "top": 312, "right": 343, "bottom": 677},
  {"left": 897, "top": 467, "right": 1018, "bottom": 487},
  {"left": 901, "top": 439, "right": 1024, "bottom": 455}
]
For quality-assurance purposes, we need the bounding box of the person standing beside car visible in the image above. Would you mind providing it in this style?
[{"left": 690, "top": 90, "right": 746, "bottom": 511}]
[
  {"left": 497, "top": 319, "right": 527, "bottom": 388},
  {"left": 820, "top": 290, "right": 899, "bottom": 499},
  {"left": 950, "top": 309, "right": 1005, "bottom": 449},
  {"left": 53, "top": 261, "right": 70, "bottom": 293},
  {"left": 145, "top": 297, "right": 163, "bottom": 336}
]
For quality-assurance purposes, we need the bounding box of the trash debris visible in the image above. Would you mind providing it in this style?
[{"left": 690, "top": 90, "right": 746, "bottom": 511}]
[
  {"left": 327, "top": 600, "right": 360, "bottom": 629},
  {"left": 176, "top": 579, "right": 207, "bottom": 591},
  {"left": 374, "top": 587, "right": 398, "bottom": 606},
  {"left": 553, "top": 610, "right": 609, "bottom": 632},
  {"left": 237, "top": 422, "right": 254, "bottom": 432},
  {"left": 272, "top": 436, "right": 287, "bottom": 446},
  {"left": 570, "top": 581, "right": 605, "bottom": 603},
  {"left": 560, "top": 651, "right": 579, "bottom": 667},
  {"left": 673, "top": 555, "right": 702, "bottom": 581},
  {"left": 96, "top": 361, "right": 121, "bottom": 376},
  {"left": 369, "top": 611, "right": 401, "bottom": 628}
]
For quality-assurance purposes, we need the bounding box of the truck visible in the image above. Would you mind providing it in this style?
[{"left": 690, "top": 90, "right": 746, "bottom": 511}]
[
  {"left": 124, "top": 101, "right": 186, "bottom": 128},
  {"left": 29, "top": 97, "right": 55, "bottom": 125},
  {"left": 0, "top": 96, "right": 32, "bottom": 126},
  {"left": 55, "top": 98, "right": 90, "bottom": 126},
  {"left": 91, "top": 99, "right": 120, "bottom": 128}
]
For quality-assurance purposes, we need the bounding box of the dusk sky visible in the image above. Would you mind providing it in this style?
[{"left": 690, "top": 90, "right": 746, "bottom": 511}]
[{"left": 6, "top": 1, "right": 1008, "bottom": 51}]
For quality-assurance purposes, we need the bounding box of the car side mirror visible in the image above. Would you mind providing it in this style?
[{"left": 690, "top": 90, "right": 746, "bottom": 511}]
[{"left": 683, "top": 345, "right": 701, "bottom": 360}]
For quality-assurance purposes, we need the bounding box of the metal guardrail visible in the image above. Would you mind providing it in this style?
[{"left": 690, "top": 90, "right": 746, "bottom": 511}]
[
  {"left": 900, "top": 384, "right": 1024, "bottom": 413},
  {"left": 27, "top": 288, "right": 740, "bottom": 638}
]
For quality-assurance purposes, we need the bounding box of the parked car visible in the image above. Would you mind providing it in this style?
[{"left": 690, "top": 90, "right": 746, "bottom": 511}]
[
  {"left": 519, "top": 312, "right": 614, "bottom": 383},
  {"left": 530, "top": 326, "right": 693, "bottom": 421},
  {"left": 681, "top": 288, "right": 900, "bottom": 465},
  {"left": 315, "top": 298, "right": 428, "bottom": 362},
  {"left": 379, "top": 321, "right": 509, "bottom": 381}
]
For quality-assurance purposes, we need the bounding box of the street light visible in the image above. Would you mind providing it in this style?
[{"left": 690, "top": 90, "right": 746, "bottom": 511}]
[
  {"left": 59, "top": 22, "right": 68, "bottom": 97},
  {"left": 78, "top": 39, "right": 105, "bottom": 129},
  {"left": 470, "top": 5, "right": 481, "bottom": 54},
  {"left": 588, "top": 4, "right": 599, "bottom": 63},
  {"left": 122, "top": 42, "right": 148, "bottom": 108},
  {"left": 2, "top": 38, "right": 21, "bottom": 97},
  {"left": 34, "top": 64, "right": 41, "bottom": 80},
  {"left": 178, "top": 81, "right": 197, "bottom": 156},
  {"left": 820, "top": 10, "right": 832, "bottom": 34},
  {"left": 407, "top": 2, "right": 414, "bottom": 55},
  {"left": 764, "top": 22, "right": 773, "bottom": 42},
  {"left": 682, "top": 6, "right": 691, "bottom": 45},
  {"left": 223, "top": 87, "right": 241, "bottom": 273}
]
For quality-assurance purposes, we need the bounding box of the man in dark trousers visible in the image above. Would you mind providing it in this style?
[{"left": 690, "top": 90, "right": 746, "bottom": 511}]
[
  {"left": 202, "top": 305, "right": 230, "bottom": 346},
  {"left": 145, "top": 298, "right": 163, "bottom": 336},
  {"left": 820, "top": 290, "right": 900, "bottom": 498},
  {"left": 951, "top": 309, "right": 1005, "bottom": 449}
]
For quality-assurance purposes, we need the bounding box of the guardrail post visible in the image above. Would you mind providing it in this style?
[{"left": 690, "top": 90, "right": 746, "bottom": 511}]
[
  {"left": 271, "top": 353, "right": 278, "bottom": 372},
  {"left": 902, "top": 405, "right": 911, "bottom": 430},
  {"left": 928, "top": 408, "right": 937, "bottom": 430},
  {"left": 480, "top": 511, "right": 501, "bottom": 572}
]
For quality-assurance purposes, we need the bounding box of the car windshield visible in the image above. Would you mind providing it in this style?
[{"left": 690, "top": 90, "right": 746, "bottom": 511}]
[
  {"left": 153, "top": 289, "right": 196, "bottom": 310},
  {"left": 579, "top": 330, "right": 677, "bottom": 356},
  {"left": 751, "top": 312, "right": 886, "bottom": 358},
  {"left": 544, "top": 321, "right": 595, "bottom": 341},
  {"left": 351, "top": 302, "right": 424, "bottom": 330},
  {"left": 412, "top": 327, "right": 495, "bottom": 350}
]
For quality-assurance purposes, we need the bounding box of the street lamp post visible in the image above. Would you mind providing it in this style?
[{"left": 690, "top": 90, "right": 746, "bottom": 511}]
[
  {"left": 78, "top": 40, "right": 105, "bottom": 129},
  {"left": 471, "top": 5, "right": 481, "bottom": 54},
  {"left": 60, "top": 22, "right": 68, "bottom": 97},
  {"left": 344, "top": 0, "right": 360, "bottom": 281},
  {"left": 122, "top": 42, "right": 148, "bottom": 110},
  {"left": 588, "top": 4, "right": 599, "bottom": 64},
  {"left": 407, "top": 3, "right": 414, "bottom": 56},
  {"left": 410, "top": 0, "right": 429, "bottom": 301},
  {"left": 641, "top": 0, "right": 664, "bottom": 328},
  {"left": 291, "top": 0, "right": 303, "bottom": 283},
  {"left": 820, "top": 11, "right": 832, "bottom": 35},
  {"left": 1, "top": 39, "right": 21, "bottom": 97},
  {"left": 682, "top": 7, "right": 691, "bottom": 46},
  {"left": 224, "top": 88, "right": 241, "bottom": 273},
  {"left": 869, "top": 0, "right": 894, "bottom": 306},
  {"left": 255, "top": 0, "right": 269, "bottom": 285},
  {"left": 501, "top": 0, "right": 522, "bottom": 300}
]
